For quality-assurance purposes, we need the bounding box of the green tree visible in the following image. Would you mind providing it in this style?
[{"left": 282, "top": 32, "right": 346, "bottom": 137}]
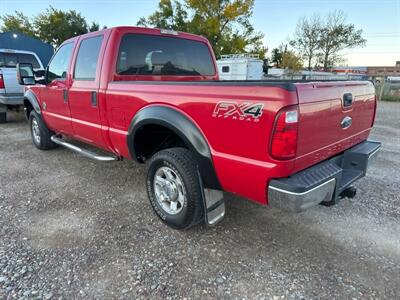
[
  {"left": 137, "top": 0, "right": 267, "bottom": 58},
  {"left": 0, "top": 7, "right": 105, "bottom": 47},
  {"left": 318, "top": 10, "right": 366, "bottom": 70},
  {"left": 0, "top": 11, "right": 36, "bottom": 37},
  {"left": 88, "top": 22, "right": 106, "bottom": 32},
  {"left": 34, "top": 7, "right": 89, "bottom": 46},
  {"left": 137, "top": 0, "right": 188, "bottom": 32},
  {"left": 270, "top": 44, "right": 287, "bottom": 67},
  {"left": 281, "top": 50, "right": 303, "bottom": 72}
]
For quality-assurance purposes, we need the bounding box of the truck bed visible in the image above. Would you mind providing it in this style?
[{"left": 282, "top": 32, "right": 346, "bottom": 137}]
[{"left": 106, "top": 79, "right": 376, "bottom": 203}]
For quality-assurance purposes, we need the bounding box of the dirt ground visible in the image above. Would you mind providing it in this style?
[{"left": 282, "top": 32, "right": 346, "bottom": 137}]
[{"left": 0, "top": 101, "right": 399, "bottom": 299}]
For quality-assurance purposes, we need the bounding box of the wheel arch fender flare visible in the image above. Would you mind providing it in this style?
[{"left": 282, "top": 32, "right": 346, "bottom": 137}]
[
  {"left": 23, "top": 89, "right": 41, "bottom": 119},
  {"left": 127, "top": 105, "right": 221, "bottom": 190}
]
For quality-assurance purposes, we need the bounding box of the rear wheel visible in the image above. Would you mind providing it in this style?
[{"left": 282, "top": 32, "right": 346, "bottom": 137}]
[
  {"left": 146, "top": 148, "right": 204, "bottom": 229},
  {"left": 29, "top": 111, "right": 57, "bottom": 150}
]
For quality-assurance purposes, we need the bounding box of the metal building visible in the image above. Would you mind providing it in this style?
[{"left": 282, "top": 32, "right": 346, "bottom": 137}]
[{"left": 0, "top": 32, "right": 54, "bottom": 67}]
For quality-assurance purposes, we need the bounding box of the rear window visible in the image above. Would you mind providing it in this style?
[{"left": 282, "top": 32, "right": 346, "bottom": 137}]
[
  {"left": 116, "top": 34, "right": 215, "bottom": 76},
  {"left": 0, "top": 52, "right": 41, "bottom": 68}
]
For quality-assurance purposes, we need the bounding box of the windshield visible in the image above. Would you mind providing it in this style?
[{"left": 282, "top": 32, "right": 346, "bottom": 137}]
[{"left": 0, "top": 52, "right": 41, "bottom": 68}]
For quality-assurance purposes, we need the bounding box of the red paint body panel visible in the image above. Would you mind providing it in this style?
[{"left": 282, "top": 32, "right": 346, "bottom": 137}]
[
  {"left": 294, "top": 82, "right": 376, "bottom": 172},
  {"left": 26, "top": 26, "right": 377, "bottom": 205}
]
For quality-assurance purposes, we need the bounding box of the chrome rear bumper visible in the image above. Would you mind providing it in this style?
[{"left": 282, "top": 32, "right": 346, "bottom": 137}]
[
  {"left": 0, "top": 94, "right": 24, "bottom": 105},
  {"left": 268, "top": 140, "right": 381, "bottom": 212}
]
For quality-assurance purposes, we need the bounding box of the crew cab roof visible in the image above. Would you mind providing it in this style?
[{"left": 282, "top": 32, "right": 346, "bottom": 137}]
[{"left": 61, "top": 26, "right": 210, "bottom": 46}]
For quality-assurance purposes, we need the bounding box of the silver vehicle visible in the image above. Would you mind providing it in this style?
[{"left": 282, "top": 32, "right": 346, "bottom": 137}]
[{"left": 0, "top": 49, "right": 44, "bottom": 106}]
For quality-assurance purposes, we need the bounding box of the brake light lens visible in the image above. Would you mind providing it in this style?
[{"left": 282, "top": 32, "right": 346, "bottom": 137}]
[
  {"left": 0, "top": 74, "right": 4, "bottom": 89},
  {"left": 371, "top": 95, "right": 377, "bottom": 127},
  {"left": 270, "top": 107, "right": 299, "bottom": 160}
]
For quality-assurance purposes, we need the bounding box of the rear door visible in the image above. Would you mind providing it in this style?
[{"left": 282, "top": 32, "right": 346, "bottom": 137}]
[
  {"left": 294, "top": 81, "right": 376, "bottom": 171},
  {"left": 68, "top": 33, "right": 106, "bottom": 147}
]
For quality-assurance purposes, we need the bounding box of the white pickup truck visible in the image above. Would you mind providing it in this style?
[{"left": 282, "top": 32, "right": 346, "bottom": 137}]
[{"left": 0, "top": 49, "right": 44, "bottom": 121}]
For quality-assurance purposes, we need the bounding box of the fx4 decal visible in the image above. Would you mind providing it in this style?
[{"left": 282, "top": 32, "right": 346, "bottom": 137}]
[{"left": 212, "top": 102, "right": 264, "bottom": 122}]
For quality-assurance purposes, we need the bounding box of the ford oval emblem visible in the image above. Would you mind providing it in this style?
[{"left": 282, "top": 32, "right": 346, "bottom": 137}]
[{"left": 341, "top": 116, "right": 352, "bottom": 129}]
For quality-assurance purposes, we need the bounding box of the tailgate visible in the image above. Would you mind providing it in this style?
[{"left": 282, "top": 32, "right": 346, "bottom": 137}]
[
  {"left": 294, "top": 81, "right": 376, "bottom": 172},
  {"left": 0, "top": 68, "right": 23, "bottom": 94}
]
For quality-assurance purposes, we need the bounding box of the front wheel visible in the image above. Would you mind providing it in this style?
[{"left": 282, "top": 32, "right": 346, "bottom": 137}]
[
  {"left": 29, "top": 111, "right": 57, "bottom": 150},
  {"left": 146, "top": 148, "right": 204, "bottom": 229}
]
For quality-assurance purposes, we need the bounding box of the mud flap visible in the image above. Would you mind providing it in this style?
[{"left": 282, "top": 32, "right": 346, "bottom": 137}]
[
  {"left": 198, "top": 169, "right": 225, "bottom": 226},
  {"left": 203, "top": 189, "right": 225, "bottom": 226}
]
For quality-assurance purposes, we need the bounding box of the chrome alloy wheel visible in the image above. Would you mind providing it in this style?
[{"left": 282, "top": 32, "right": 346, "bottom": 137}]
[
  {"left": 31, "top": 118, "right": 41, "bottom": 145},
  {"left": 154, "top": 166, "right": 186, "bottom": 215}
]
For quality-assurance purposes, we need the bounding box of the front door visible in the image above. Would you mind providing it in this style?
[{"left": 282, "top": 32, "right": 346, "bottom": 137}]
[
  {"left": 41, "top": 42, "right": 74, "bottom": 135},
  {"left": 68, "top": 34, "right": 106, "bottom": 147}
]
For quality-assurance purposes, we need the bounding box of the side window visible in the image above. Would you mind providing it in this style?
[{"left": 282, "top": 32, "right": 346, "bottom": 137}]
[
  {"left": 222, "top": 66, "right": 230, "bottom": 73},
  {"left": 0, "top": 53, "right": 40, "bottom": 68},
  {"left": 5, "top": 53, "right": 17, "bottom": 67},
  {"left": 74, "top": 35, "right": 103, "bottom": 80},
  {"left": 47, "top": 43, "right": 74, "bottom": 82}
]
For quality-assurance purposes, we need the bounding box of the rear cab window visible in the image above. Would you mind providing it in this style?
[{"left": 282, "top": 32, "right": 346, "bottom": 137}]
[
  {"left": 116, "top": 34, "right": 216, "bottom": 77},
  {"left": 0, "top": 52, "right": 41, "bottom": 68}
]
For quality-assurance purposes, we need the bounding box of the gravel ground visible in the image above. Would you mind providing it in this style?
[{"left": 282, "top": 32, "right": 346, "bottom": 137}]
[{"left": 0, "top": 101, "right": 399, "bottom": 299}]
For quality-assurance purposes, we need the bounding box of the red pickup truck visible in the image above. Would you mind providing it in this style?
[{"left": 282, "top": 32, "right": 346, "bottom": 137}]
[{"left": 17, "top": 26, "right": 381, "bottom": 229}]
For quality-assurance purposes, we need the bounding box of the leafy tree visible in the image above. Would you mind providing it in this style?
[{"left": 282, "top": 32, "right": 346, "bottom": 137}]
[
  {"left": 34, "top": 7, "right": 89, "bottom": 46},
  {"left": 137, "top": 0, "right": 188, "bottom": 32},
  {"left": 0, "top": 11, "right": 36, "bottom": 37},
  {"left": 318, "top": 10, "right": 366, "bottom": 70},
  {"left": 0, "top": 7, "right": 105, "bottom": 47},
  {"left": 290, "top": 15, "right": 321, "bottom": 70},
  {"left": 137, "top": 0, "right": 267, "bottom": 58},
  {"left": 281, "top": 50, "right": 303, "bottom": 72},
  {"left": 88, "top": 22, "right": 107, "bottom": 32},
  {"left": 270, "top": 44, "right": 287, "bottom": 67}
]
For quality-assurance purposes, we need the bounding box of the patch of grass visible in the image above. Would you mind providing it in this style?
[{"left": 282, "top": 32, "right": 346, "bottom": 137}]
[{"left": 380, "top": 95, "right": 400, "bottom": 102}]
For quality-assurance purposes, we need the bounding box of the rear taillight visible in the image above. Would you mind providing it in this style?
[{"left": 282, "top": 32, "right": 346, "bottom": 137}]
[
  {"left": 0, "top": 74, "right": 4, "bottom": 89},
  {"left": 371, "top": 95, "right": 377, "bottom": 126},
  {"left": 270, "top": 106, "right": 299, "bottom": 160}
]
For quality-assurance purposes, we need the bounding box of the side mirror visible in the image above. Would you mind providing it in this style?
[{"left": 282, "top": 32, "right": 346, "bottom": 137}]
[
  {"left": 35, "top": 70, "right": 46, "bottom": 77},
  {"left": 17, "top": 63, "right": 36, "bottom": 85}
]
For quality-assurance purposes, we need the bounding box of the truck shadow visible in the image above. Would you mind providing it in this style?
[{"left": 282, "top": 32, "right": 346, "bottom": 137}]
[{"left": 0, "top": 109, "right": 26, "bottom": 124}]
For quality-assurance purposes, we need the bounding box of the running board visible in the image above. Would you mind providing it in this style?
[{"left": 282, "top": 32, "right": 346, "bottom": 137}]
[{"left": 50, "top": 135, "right": 118, "bottom": 162}]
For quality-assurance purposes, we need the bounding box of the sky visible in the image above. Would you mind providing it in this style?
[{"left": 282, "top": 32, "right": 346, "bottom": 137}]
[{"left": 1, "top": 0, "right": 399, "bottom": 66}]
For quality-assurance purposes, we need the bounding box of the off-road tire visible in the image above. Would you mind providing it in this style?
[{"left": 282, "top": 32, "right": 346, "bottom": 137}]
[
  {"left": 146, "top": 147, "right": 204, "bottom": 229},
  {"left": 29, "top": 111, "right": 57, "bottom": 150}
]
